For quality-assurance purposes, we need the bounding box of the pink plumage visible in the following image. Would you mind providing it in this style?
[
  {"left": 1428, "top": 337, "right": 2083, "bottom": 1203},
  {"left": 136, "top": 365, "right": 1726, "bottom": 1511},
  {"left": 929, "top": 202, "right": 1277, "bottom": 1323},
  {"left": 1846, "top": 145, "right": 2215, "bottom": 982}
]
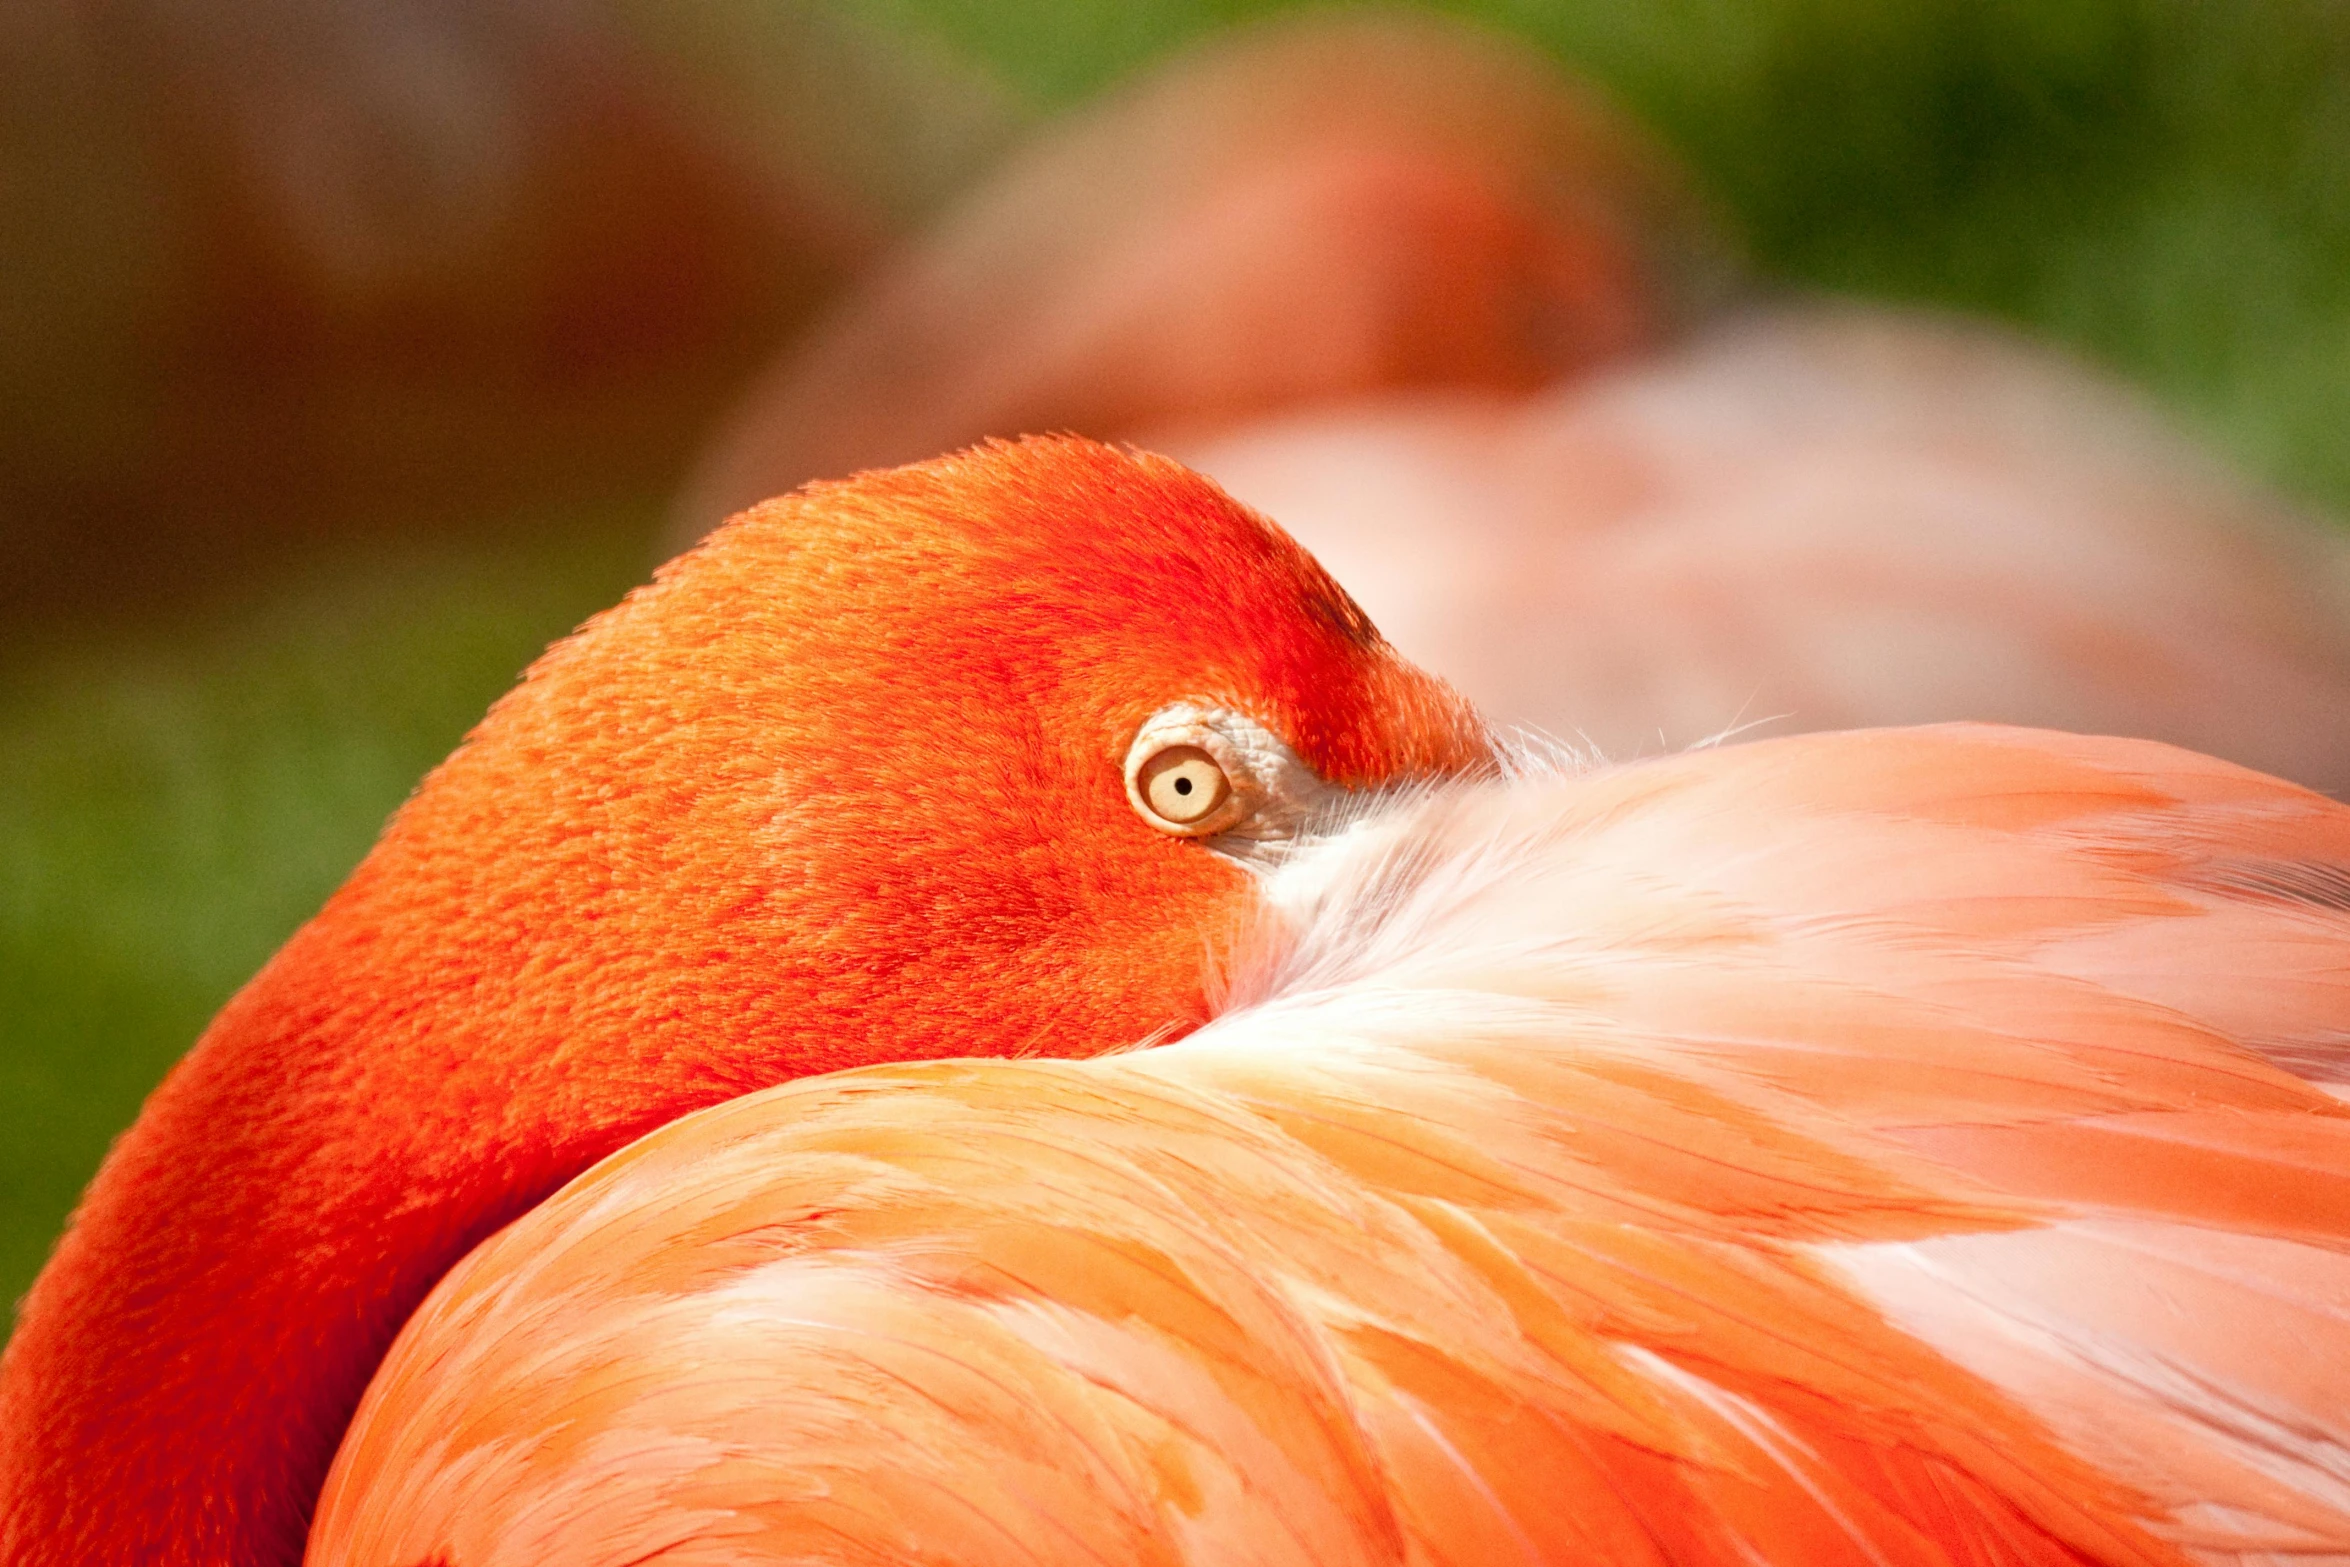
[{"left": 312, "top": 725, "right": 2350, "bottom": 1566}]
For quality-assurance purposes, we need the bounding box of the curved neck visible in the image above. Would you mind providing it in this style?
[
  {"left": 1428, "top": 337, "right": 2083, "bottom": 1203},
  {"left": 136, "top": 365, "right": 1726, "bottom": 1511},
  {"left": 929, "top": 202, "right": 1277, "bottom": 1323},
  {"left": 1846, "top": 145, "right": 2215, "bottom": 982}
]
[
  {"left": 0, "top": 887, "right": 1215, "bottom": 1566},
  {"left": 0, "top": 939, "right": 681, "bottom": 1564}
]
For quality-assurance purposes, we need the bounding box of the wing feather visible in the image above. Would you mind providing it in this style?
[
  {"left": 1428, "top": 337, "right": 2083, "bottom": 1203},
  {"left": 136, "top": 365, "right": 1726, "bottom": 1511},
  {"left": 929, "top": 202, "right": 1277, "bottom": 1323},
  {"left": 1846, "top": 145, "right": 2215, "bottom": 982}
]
[{"left": 312, "top": 727, "right": 2350, "bottom": 1567}]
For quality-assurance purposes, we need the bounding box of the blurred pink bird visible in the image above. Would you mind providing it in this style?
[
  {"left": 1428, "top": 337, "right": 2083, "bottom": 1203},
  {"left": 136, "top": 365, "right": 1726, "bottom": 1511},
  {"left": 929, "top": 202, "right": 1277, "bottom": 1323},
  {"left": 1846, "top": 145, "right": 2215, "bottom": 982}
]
[
  {"left": 1169, "top": 305, "right": 2350, "bottom": 786},
  {"left": 682, "top": 11, "right": 2350, "bottom": 793},
  {"left": 677, "top": 10, "right": 1735, "bottom": 527}
]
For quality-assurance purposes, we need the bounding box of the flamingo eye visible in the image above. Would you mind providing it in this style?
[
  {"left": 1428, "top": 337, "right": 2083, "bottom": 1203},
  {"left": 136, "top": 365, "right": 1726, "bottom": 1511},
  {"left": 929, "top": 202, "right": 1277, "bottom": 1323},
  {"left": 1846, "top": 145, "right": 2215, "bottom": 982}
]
[
  {"left": 1136, "top": 745, "right": 1230, "bottom": 827},
  {"left": 1121, "top": 705, "right": 1334, "bottom": 856}
]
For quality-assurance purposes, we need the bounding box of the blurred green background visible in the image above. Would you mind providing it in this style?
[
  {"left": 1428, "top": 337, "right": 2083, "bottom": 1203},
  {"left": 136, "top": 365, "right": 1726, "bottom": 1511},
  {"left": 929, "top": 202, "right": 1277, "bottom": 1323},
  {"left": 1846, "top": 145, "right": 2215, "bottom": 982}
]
[{"left": 4, "top": 0, "right": 2347, "bottom": 1314}]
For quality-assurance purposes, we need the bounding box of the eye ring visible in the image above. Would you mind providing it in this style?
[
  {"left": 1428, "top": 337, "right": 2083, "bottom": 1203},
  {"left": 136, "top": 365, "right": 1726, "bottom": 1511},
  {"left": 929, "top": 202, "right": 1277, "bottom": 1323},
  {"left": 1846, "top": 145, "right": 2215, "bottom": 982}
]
[
  {"left": 1122, "top": 713, "right": 1259, "bottom": 838},
  {"left": 1121, "top": 704, "right": 1343, "bottom": 855}
]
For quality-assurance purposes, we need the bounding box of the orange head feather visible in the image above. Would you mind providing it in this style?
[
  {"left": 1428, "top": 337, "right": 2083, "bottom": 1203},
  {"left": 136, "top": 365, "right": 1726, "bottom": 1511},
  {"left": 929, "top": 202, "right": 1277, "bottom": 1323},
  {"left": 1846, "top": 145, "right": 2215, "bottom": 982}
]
[{"left": 0, "top": 437, "right": 1486, "bottom": 1567}]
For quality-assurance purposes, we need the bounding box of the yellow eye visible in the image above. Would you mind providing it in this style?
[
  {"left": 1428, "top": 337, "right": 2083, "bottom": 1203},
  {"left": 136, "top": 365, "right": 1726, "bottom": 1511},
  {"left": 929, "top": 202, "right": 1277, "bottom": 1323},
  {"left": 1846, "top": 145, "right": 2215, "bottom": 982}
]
[{"left": 1135, "top": 745, "right": 1230, "bottom": 827}]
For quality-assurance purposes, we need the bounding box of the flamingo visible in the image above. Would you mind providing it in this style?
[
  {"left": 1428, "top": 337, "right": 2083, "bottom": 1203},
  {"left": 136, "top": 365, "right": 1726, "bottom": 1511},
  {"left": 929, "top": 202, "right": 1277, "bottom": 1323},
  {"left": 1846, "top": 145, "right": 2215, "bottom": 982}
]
[
  {"left": 7, "top": 436, "right": 2349, "bottom": 1562},
  {"left": 8, "top": 18, "right": 2349, "bottom": 1559},
  {"left": 675, "top": 10, "right": 1733, "bottom": 536},
  {"left": 0, "top": 438, "right": 1488, "bottom": 1566},
  {"left": 313, "top": 721, "right": 2350, "bottom": 1564},
  {"left": 679, "top": 12, "right": 2350, "bottom": 791}
]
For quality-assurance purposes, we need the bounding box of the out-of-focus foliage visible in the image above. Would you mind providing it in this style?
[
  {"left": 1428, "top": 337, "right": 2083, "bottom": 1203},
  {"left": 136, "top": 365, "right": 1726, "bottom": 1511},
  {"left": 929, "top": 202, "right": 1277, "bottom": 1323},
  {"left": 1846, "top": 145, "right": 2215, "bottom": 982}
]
[
  {"left": 3, "top": 0, "right": 2345, "bottom": 1314},
  {"left": 0, "top": 510, "right": 652, "bottom": 1295}
]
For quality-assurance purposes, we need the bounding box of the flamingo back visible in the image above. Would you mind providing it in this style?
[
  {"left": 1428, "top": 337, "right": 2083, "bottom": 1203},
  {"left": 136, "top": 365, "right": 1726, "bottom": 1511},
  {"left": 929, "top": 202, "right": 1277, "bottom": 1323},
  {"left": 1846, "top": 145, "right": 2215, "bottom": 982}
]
[{"left": 311, "top": 725, "right": 2350, "bottom": 1567}]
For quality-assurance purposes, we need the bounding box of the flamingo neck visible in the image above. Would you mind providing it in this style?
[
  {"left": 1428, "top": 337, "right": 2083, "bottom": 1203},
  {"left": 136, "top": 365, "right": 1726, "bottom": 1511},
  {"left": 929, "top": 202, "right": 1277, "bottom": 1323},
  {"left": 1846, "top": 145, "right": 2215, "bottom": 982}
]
[
  {"left": 0, "top": 946, "right": 702, "bottom": 1564},
  {"left": 0, "top": 893, "right": 1205, "bottom": 1567}
]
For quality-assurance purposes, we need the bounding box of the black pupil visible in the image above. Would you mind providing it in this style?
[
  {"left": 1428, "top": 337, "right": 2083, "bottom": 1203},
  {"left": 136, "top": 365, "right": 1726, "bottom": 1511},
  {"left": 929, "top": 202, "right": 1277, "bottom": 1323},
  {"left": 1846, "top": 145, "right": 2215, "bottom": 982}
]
[{"left": 1174, "top": 776, "right": 1194, "bottom": 796}]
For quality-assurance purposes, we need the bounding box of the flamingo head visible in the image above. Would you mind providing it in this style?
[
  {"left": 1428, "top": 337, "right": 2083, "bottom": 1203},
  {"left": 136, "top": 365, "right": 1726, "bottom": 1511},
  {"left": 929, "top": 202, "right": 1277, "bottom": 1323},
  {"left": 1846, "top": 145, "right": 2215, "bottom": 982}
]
[
  {"left": 0, "top": 435, "right": 1487, "bottom": 1566},
  {"left": 366, "top": 433, "right": 1490, "bottom": 1086}
]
